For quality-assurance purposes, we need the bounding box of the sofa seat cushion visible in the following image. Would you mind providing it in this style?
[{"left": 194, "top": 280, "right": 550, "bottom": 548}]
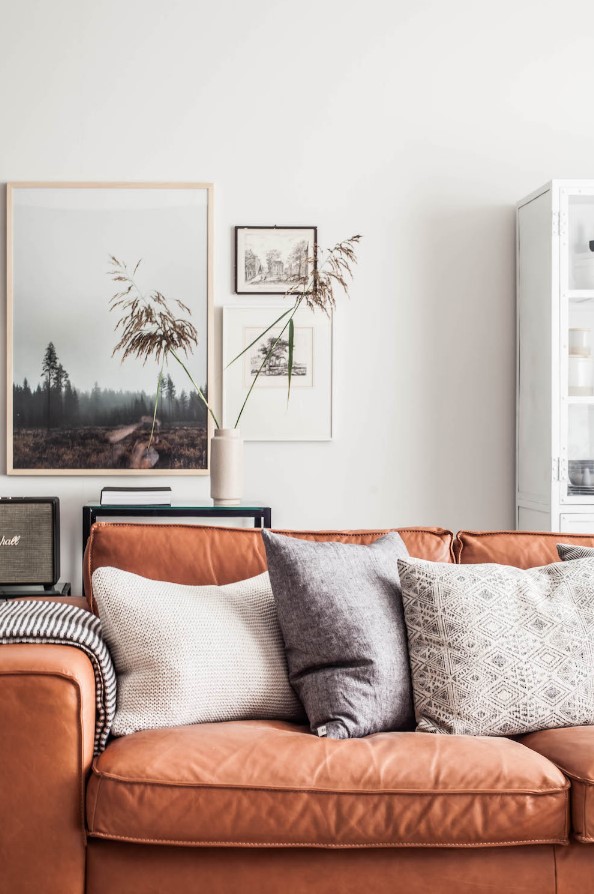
[
  {"left": 86, "top": 720, "right": 569, "bottom": 848},
  {"left": 521, "top": 727, "right": 594, "bottom": 843}
]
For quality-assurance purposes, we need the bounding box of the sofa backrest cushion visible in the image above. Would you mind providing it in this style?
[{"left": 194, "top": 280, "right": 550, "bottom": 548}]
[
  {"left": 84, "top": 524, "right": 454, "bottom": 612},
  {"left": 456, "top": 530, "right": 594, "bottom": 567}
]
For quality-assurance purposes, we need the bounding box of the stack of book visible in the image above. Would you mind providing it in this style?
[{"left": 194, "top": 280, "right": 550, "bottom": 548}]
[{"left": 100, "top": 487, "right": 172, "bottom": 506}]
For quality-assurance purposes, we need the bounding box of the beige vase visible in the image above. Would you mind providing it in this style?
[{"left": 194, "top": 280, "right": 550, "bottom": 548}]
[{"left": 210, "top": 428, "right": 244, "bottom": 506}]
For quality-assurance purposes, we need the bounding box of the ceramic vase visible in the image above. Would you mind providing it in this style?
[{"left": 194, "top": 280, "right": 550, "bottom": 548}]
[{"left": 210, "top": 428, "right": 243, "bottom": 506}]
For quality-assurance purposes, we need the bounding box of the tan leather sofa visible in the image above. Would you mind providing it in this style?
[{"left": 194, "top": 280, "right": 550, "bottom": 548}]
[{"left": 3, "top": 524, "right": 594, "bottom": 894}]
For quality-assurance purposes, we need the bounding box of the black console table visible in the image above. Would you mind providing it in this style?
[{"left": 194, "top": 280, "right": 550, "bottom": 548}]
[
  {"left": 0, "top": 582, "right": 72, "bottom": 600},
  {"left": 82, "top": 502, "right": 272, "bottom": 557}
]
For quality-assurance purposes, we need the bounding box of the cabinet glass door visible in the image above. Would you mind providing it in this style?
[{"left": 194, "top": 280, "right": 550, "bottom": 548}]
[{"left": 562, "top": 189, "right": 594, "bottom": 501}]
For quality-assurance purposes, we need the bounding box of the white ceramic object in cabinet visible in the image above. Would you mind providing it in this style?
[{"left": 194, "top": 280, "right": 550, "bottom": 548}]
[{"left": 517, "top": 180, "right": 594, "bottom": 534}]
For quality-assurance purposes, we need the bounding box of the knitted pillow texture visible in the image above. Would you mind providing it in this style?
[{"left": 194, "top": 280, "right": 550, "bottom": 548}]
[
  {"left": 398, "top": 556, "right": 594, "bottom": 737},
  {"left": 262, "top": 530, "right": 414, "bottom": 739},
  {"left": 92, "top": 566, "right": 304, "bottom": 736}
]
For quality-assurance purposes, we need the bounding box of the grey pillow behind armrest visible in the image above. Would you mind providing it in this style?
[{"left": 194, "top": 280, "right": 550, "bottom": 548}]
[
  {"left": 557, "top": 543, "right": 594, "bottom": 561},
  {"left": 262, "top": 530, "right": 414, "bottom": 739}
]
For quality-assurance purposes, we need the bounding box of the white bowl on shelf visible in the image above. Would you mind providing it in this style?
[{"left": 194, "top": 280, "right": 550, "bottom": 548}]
[{"left": 569, "top": 328, "right": 592, "bottom": 357}]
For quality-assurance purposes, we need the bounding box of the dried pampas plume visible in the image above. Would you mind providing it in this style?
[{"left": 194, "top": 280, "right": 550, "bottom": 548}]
[
  {"left": 108, "top": 256, "right": 220, "bottom": 442},
  {"left": 108, "top": 257, "right": 198, "bottom": 365}
]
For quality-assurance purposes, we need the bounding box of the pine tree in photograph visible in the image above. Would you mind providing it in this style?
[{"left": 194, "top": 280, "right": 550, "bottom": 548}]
[{"left": 41, "top": 341, "right": 59, "bottom": 430}]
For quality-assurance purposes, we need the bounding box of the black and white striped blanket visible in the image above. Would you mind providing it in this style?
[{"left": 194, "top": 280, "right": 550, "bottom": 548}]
[{"left": 0, "top": 599, "right": 116, "bottom": 755}]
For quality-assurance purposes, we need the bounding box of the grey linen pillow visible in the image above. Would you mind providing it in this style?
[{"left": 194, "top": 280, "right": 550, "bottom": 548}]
[
  {"left": 262, "top": 530, "right": 414, "bottom": 739},
  {"left": 398, "top": 557, "right": 594, "bottom": 737},
  {"left": 557, "top": 543, "right": 594, "bottom": 561},
  {"left": 92, "top": 566, "right": 304, "bottom": 736}
]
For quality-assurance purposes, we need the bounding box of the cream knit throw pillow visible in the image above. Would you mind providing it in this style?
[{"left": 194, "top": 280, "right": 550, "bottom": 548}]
[{"left": 92, "top": 566, "right": 304, "bottom": 736}]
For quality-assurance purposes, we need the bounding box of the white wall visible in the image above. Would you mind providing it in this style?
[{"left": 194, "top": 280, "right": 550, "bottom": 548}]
[{"left": 0, "top": 0, "right": 593, "bottom": 590}]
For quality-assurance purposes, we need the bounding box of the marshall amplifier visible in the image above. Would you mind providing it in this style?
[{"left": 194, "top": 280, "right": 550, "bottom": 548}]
[{"left": 0, "top": 497, "right": 60, "bottom": 588}]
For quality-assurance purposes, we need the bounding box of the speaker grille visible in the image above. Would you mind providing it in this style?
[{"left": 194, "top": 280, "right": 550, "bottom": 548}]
[{"left": 0, "top": 503, "right": 55, "bottom": 584}]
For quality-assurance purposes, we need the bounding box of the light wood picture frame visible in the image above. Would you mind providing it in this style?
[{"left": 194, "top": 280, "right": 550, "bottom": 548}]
[{"left": 7, "top": 182, "right": 214, "bottom": 475}]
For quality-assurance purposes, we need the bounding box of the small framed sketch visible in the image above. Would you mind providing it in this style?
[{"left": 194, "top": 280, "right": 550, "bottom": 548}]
[
  {"left": 223, "top": 305, "right": 332, "bottom": 441},
  {"left": 235, "top": 226, "right": 317, "bottom": 294}
]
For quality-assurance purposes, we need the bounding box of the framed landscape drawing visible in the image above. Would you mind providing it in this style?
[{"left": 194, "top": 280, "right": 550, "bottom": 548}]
[
  {"left": 235, "top": 226, "right": 317, "bottom": 294},
  {"left": 6, "top": 182, "right": 213, "bottom": 475},
  {"left": 223, "top": 305, "right": 332, "bottom": 441}
]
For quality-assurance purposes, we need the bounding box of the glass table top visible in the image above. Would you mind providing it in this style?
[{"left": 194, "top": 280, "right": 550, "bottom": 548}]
[{"left": 86, "top": 501, "right": 269, "bottom": 510}]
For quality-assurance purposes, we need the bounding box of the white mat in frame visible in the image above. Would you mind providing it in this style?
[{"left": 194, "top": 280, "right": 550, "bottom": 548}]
[{"left": 222, "top": 305, "right": 332, "bottom": 441}]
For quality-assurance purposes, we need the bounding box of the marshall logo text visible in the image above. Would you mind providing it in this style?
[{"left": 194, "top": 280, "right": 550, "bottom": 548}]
[{"left": 0, "top": 535, "right": 21, "bottom": 546}]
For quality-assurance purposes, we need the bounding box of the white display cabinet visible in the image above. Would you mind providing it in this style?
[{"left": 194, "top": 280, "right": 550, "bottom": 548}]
[{"left": 517, "top": 180, "right": 594, "bottom": 532}]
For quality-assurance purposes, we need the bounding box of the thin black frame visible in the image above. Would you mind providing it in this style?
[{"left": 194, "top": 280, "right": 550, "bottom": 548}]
[{"left": 234, "top": 226, "right": 318, "bottom": 295}]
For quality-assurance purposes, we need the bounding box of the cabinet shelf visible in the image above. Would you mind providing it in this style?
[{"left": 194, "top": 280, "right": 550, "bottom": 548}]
[
  {"left": 568, "top": 290, "right": 594, "bottom": 302},
  {"left": 567, "top": 396, "right": 594, "bottom": 404}
]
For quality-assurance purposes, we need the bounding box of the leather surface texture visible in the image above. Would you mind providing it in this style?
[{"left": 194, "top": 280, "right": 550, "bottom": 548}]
[
  {"left": 0, "top": 643, "right": 96, "bottom": 894},
  {"left": 555, "top": 842, "right": 594, "bottom": 893},
  {"left": 521, "top": 726, "right": 594, "bottom": 843},
  {"left": 86, "top": 840, "right": 558, "bottom": 894},
  {"left": 456, "top": 530, "right": 594, "bottom": 567},
  {"left": 84, "top": 523, "right": 454, "bottom": 611},
  {"left": 86, "top": 719, "right": 569, "bottom": 848}
]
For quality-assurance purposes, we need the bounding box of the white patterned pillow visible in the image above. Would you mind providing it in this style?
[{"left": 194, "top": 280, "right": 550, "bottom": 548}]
[
  {"left": 397, "top": 557, "right": 594, "bottom": 737},
  {"left": 92, "top": 566, "right": 304, "bottom": 736}
]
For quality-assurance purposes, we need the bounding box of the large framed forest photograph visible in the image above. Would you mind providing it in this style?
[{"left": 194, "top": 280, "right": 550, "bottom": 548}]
[{"left": 6, "top": 183, "right": 213, "bottom": 475}]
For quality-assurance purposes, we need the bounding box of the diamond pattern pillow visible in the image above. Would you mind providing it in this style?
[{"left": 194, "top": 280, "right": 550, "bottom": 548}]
[{"left": 398, "top": 557, "right": 594, "bottom": 737}]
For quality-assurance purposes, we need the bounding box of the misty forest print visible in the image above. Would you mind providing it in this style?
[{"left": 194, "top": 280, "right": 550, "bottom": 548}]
[
  {"left": 13, "top": 341, "right": 208, "bottom": 470},
  {"left": 8, "top": 184, "right": 211, "bottom": 473}
]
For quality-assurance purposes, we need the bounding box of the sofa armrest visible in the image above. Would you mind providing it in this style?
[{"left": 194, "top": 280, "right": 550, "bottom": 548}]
[{"left": 0, "top": 641, "right": 96, "bottom": 894}]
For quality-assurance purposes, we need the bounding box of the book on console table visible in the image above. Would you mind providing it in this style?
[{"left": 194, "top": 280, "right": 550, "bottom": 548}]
[{"left": 100, "top": 487, "right": 172, "bottom": 506}]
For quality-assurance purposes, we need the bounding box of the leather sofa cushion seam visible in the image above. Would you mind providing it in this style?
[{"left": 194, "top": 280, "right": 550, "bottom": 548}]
[
  {"left": 529, "top": 755, "right": 594, "bottom": 848},
  {"left": 0, "top": 667, "right": 86, "bottom": 684},
  {"left": 458, "top": 530, "right": 593, "bottom": 540},
  {"left": 86, "top": 831, "right": 569, "bottom": 848},
  {"left": 90, "top": 524, "right": 451, "bottom": 537},
  {"left": 546, "top": 765, "right": 594, "bottom": 786},
  {"left": 90, "top": 774, "right": 102, "bottom": 834},
  {"left": 90, "top": 768, "right": 569, "bottom": 796}
]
